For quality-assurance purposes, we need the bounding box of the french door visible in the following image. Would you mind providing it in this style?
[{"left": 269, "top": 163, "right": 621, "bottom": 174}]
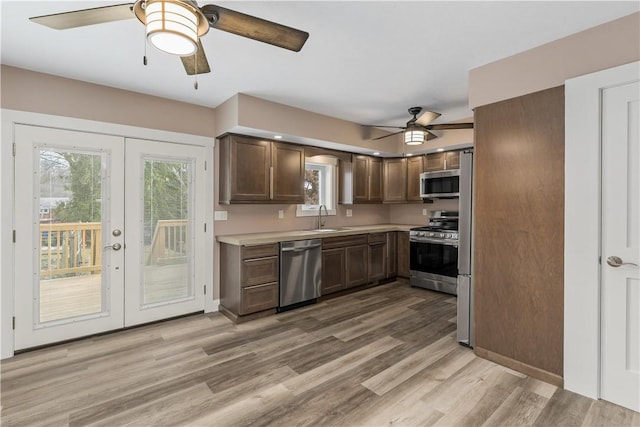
[{"left": 14, "top": 125, "right": 206, "bottom": 350}]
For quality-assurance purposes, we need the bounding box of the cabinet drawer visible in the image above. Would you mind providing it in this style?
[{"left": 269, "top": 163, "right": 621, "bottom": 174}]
[
  {"left": 239, "top": 282, "right": 278, "bottom": 315},
  {"left": 242, "top": 243, "right": 279, "bottom": 260},
  {"left": 368, "top": 232, "right": 387, "bottom": 244},
  {"left": 322, "top": 234, "right": 368, "bottom": 249},
  {"left": 242, "top": 256, "right": 279, "bottom": 287}
]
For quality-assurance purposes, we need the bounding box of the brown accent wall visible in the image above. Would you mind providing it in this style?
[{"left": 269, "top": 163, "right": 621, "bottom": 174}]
[{"left": 473, "top": 86, "right": 565, "bottom": 381}]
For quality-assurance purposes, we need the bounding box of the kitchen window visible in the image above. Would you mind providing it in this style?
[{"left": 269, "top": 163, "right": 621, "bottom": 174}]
[{"left": 296, "top": 156, "right": 337, "bottom": 217}]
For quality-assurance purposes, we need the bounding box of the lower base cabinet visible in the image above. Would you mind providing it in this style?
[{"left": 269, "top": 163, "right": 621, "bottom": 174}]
[
  {"left": 368, "top": 233, "right": 387, "bottom": 282},
  {"left": 321, "top": 248, "right": 346, "bottom": 294},
  {"left": 220, "top": 242, "right": 279, "bottom": 317},
  {"left": 321, "top": 235, "right": 369, "bottom": 295},
  {"left": 346, "top": 245, "right": 369, "bottom": 288},
  {"left": 397, "top": 231, "right": 410, "bottom": 278}
]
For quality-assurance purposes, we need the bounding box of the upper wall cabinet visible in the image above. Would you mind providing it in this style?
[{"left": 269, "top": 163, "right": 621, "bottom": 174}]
[
  {"left": 219, "top": 134, "right": 304, "bottom": 204},
  {"left": 341, "top": 154, "right": 383, "bottom": 204},
  {"left": 406, "top": 155, "right": 424, "bottom": 201},
  {"left": 423, "top": 150, "right": 461, "bottom": 172},
  {"left": 383, "top": 158, "right": 407, "bottom": 203}
]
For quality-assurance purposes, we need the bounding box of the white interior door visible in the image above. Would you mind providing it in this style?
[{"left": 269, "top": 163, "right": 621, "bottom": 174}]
[
  {"left": 601, "top": 80, "right": 640, "bottom": 412},
  {"left": 123, "top": 138, "right": 206, "bottom": 326},
  {"left": 14, "top": 125, "right": 125, "bottom": 350}
]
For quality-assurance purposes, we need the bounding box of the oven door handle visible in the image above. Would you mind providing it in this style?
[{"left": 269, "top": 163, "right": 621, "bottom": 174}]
[{"left": 410, "top": 237, "right": 459, "bottom": 247}]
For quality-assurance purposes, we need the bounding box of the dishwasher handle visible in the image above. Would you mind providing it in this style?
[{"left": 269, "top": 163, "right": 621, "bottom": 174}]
[{"left": 281, "top": 244, "right": 322, "bottom": 253}]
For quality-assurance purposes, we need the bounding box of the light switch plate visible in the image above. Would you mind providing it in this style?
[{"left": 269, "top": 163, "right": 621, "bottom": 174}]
[
  {"left": 278, "top": 210, "right": 284, "bottom": 219},
  {"left": 214, "top": 210, "right": 228, "bottom": 221},
  {"left": 346, "top": 209, "right": 353, "bottom": 217},
  {"left": 422, "top": 208, "right": 427, "bottom": 216}
]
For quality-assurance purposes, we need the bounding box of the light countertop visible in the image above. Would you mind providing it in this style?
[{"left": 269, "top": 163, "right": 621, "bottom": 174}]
[{"left": 216, "top": 224, "right": 416, "bottom": 246}]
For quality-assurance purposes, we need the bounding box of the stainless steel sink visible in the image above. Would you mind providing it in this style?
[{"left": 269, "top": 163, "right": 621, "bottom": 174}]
[{"left": 309, "top": 228, "right": 350, "bottom": 233}]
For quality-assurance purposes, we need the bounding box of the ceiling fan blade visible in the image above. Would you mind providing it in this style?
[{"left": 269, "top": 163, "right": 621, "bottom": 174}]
[
  {"left": 181, "top": 40, "right": 211, "bottom": 75},
  {"left": 372, "top": 130, "right": 404, "bottom": 141},
  {"left": 30, "top": 3, "right": 135, "bottom": 30},
  {"left": 416, "top": 111, "right": 441, "bottom": 126},
  {"left": 201, "top": 4, "right": 309, "bottom": 52},
  {"left": 426, "top": 130, "right": 438, "bottom": 140},
  {"left": 426, "top": 123, "right": 474, "bottom": 131},
  {"left": 363, "top": 125, "right": 406, "bottom": 129}
]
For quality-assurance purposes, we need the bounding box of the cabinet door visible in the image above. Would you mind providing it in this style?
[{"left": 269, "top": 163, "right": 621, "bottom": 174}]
[
  {"left": 321, "top": 248, "right": 346, "bottom": 295},
  {"left": 239, "top": 283, "right": 278, "bottom": 315},
  {"left": 241, "top": 256, "right": 279, "bottom": 287},
  {"left": 353, "top": 155, "right": 370, "bottom": 202},
  {"left": 397, "top": 231, "right": 410, "bottom": 278},
  {"left": 386, "top": 232, "right": 397, "bottom": 278},
  {"left": 383, "top": 158, "right": 407, "bottom": 202},
  {"left": 407, "top": 156, "right": 424, "bottom": 201},
  {"left": 272, "top": 142, "right": 305, "bottom": 203},
  {"left": 346, "top": 244, "right": 368, "bottom": 288},
  {"left": 229, "top": 136, "right": 271, "bottom": 202},
  {"left": 445, "top": 150, "right": 461, "bottom": 170},
  {"left": 424, "top": 152, "right": 447, "bottom": 172},
  {"left": 369, "top": 157, "right": 384, "bottom": 202},
  {"left": 368, "top": 243, "right": 386, "bottom": 282}
]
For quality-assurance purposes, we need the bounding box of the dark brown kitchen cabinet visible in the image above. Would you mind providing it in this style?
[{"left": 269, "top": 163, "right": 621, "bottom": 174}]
[
  {"left": 383, "top": 158, "right": 407, "bottom": 203},
  {"left": 321, "top": 248, "right": 346, "bottom": 294},
  {"left": 220, "top": 242, "right": 279, "bottom": 318},
  {"left": 407, "top": 155, "right": 424, "bottom": 201},
  {"left": 322, "top": 235, "right": 369, "bottom": 293},
  {"left": 368, "top": 233, "right": 387, "bottom": 282},
  {"left": 424, "top": 150, "right": 461, "bottom": 172},
  {"left": 397, "top": 231, "right": 410, "bottom": 278},
  {"left": 386, "top": 232, "right": 397, "bottom": 278},
  {"left": 346, "top": 245, "right": 369, "bottom": 287},
  {"left": 219, "top": 134, "right": 304, "bottom": 204},
  {"left": 350, "top": 155, "right": 383, "bottom": 203}
]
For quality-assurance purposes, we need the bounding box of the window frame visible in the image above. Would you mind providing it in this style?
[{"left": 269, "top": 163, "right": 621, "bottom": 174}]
[{"left": 296, "top": 156, "right": 338, "bottom": 217}]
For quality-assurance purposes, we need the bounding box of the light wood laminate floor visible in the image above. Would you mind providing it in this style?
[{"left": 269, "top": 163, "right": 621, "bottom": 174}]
[{"left": 2, "top": 282, "right": 638, "bottom": 426}]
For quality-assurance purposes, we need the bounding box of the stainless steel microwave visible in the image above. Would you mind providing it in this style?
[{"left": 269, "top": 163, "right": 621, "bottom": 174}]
[{"left": 419, "top": 169, "right": 460, "bottom": 198}]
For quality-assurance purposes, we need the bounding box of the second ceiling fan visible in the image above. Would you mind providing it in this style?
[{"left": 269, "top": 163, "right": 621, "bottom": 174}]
[
  {"left": 30, "top": 0, "right": 310, "bottom": 76},
  {"left": 367, "top": 107, "right": 474, "bottom": 145}
]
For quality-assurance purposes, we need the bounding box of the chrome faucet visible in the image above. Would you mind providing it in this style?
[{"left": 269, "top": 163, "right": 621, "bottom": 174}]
[{"left": 317, "top": 204, "right": 328, "bottom": 229}]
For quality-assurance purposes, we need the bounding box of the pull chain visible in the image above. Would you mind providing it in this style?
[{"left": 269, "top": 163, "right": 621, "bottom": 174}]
[
  {"left": 142, "top": 1, "right": 148, "bottom": 66},
  {"left": 194, "top": 43, "right": 198, "bottom": 90}
]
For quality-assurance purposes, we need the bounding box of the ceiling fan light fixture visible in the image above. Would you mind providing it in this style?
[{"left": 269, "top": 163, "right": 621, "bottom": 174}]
[
  {"left": 404, "top": 128, "right": 425, "bottom": 145},
  {"left": 145, "top": 0, "right": 199, "bottom": 56}
]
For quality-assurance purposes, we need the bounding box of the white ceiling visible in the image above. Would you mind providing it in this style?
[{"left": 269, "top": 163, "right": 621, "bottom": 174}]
[{"left": 1, "top": 1, "right": 638, "bottom": 127}]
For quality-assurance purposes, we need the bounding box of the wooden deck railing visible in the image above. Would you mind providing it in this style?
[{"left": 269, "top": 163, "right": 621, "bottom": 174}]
[
  {"left": 148, "top": 220, "right": 188, "bottom": 265},
  {"left": 40, "top": 222, "right": 102, "bottom": 278},
  {"left": 39, "top": 219, "right": 188, "bottom": 277}
]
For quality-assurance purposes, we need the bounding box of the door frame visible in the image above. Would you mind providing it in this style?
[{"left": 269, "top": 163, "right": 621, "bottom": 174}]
[
  {"left": 564, "top": 61, "right": 639, "bottom": 399},
  {"left": 1, "top": 109, "right": 216, "bottom": 359}
]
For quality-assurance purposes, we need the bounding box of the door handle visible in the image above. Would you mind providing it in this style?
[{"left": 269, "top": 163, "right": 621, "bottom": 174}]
[
  {"left": 606, "top": 256, "right": 638, "bottom": 268},
  {"left": 104, "top": 243, "right": 122, "bottom": 251}
]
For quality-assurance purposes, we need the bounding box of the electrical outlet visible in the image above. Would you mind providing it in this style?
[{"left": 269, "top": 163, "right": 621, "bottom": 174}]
[
  {"left": 346, "top": 209, "right": 353, "bottom": 217},
  {"left": 422, "top": 208, "right": 428, "bottom": 216},
  {"left": 214, "top": 211, "right": 228, "bottom": 221},
  {"left": 278, "top": 210, "right": 284, "bottom": 219}
]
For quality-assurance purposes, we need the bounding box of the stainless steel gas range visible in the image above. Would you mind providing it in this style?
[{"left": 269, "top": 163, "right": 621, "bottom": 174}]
[{"left": 409, "top": 212, "right": 460, "bottom": 295}]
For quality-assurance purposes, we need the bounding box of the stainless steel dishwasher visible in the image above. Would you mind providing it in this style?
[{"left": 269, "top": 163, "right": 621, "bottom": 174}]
[{"left": 279, "top": 239, "right": 322, "bottom": 311}]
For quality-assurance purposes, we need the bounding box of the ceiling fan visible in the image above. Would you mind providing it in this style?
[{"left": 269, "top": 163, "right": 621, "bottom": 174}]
[
  {"left": 367, "top": 107, "right": 474, "bottom": 145},
  {"left": 29, "top": 1, "right": 309, "bottom": 76}
]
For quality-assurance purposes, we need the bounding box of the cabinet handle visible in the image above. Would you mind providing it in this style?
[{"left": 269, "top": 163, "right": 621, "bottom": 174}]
[{"left": 269, "top": 166, "right": 274, "bottom": 200}]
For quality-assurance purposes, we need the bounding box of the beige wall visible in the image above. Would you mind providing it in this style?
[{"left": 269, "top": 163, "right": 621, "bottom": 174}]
[
  {"left": 1, "top": 65, "right": 216, "bottom": 136},
  {"left": 469, "top": 12, "right": 640, "bottom": 109}
]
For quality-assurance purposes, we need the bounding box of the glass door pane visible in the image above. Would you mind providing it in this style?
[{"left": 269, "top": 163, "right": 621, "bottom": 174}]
[
  {"left": 38, "top": 150, "right": 105, "bottom": 323},
  {"left": 14, "top": 125, "right": 124, "bottom": 351},
  {"left": 143, "top": 158, "right": 192, "bottom": 305}
]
